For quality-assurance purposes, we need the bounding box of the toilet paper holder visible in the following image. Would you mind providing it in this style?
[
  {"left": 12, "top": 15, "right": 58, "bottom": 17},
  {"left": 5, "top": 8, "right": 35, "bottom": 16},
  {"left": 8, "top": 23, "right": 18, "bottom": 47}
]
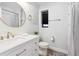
[{"left": 51, "top": 36, "right": 55, "bottom": 42}]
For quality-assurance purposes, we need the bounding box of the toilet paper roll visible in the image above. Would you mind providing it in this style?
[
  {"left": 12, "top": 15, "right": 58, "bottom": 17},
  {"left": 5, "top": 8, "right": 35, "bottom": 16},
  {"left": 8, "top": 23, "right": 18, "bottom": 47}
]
[{"left": 51, "top": 36, "right": 55, "bottom": 42}]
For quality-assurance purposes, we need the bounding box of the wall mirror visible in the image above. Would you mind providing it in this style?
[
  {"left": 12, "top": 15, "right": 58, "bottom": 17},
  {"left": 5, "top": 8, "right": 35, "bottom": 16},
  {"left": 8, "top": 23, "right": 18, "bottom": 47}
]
[{"left": 0, "top": 2, "right": 26, "bottom": 27}]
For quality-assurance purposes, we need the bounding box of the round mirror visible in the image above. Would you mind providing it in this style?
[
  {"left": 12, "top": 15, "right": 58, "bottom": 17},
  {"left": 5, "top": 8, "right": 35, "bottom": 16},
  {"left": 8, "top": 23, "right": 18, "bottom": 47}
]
[{"left": 0, "top": 2, "right": 26, "bottom": 27}]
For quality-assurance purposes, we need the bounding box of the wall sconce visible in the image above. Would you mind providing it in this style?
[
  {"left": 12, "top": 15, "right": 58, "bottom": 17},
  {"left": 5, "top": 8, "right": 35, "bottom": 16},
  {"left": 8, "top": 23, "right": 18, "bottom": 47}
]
[{"left": 28, "top": 14, "right": 32, "bottom": 21}]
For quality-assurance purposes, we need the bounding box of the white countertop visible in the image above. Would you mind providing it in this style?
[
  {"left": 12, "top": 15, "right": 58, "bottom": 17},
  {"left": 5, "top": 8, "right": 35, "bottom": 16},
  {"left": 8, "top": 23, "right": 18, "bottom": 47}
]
[{"left": 0, "top": 35, "right": 39, "bottom": 54}]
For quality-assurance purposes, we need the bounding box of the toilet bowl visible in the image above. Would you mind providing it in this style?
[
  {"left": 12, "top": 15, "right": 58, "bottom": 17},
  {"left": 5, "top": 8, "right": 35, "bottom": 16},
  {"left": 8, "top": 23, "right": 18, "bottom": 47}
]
[{"left": 39, "top": 42, "right": 49, "bottom": 56}]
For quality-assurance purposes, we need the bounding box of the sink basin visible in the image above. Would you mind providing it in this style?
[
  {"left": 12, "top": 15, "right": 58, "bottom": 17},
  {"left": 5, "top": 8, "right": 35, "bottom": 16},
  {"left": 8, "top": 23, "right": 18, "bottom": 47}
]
[
  {"left": 16, "top": 33, "right": 28, "bottom": 36},
  {"left": 15, "top": 33, "right": 29, "bottom": 38},
  {"left": 13, "top": 36, "right": 31, "bottom": 43}
]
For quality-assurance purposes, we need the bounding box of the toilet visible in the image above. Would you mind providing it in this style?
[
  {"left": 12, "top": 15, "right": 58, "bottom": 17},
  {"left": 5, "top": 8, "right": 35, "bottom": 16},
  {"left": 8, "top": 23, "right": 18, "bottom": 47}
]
[{"left": 39, "top": 42, "right": 49, "bottom": 56}]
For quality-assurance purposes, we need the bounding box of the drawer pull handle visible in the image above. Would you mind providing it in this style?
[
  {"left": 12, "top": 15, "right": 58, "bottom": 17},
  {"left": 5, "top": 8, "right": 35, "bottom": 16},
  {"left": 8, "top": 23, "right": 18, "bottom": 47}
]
[{"left": 16, "top": 49, "right": 26, "bottom": 56}]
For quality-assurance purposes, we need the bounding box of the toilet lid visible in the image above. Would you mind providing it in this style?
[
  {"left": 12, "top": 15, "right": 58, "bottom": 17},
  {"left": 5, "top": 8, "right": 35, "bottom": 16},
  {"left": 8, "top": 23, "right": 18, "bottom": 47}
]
[{"left": 39, "top": 42, "right": 49, "bottom": 48}]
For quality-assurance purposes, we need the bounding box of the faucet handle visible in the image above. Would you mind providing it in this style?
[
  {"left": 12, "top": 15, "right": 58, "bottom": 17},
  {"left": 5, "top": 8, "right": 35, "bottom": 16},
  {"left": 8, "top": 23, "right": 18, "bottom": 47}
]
[
  {"left": 7, "top": 32, "right": 10, "bottom": 39},
  {"left": 11, "top": 32, "right": 14, "bottom": 38},
  {"left": 10, "top": 32, "right": 15, "bottom": 38}
]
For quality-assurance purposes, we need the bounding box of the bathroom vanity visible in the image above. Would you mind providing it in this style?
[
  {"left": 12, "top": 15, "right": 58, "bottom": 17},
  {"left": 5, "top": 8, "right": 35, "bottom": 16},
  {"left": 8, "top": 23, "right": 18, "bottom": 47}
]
[{"left": 0, "top": 34, "right": 39, "bottom": 56}]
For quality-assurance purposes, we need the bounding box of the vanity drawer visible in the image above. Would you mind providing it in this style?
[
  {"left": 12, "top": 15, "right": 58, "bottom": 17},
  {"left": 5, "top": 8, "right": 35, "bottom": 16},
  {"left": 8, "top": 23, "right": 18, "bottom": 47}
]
[{"left": 7, "top": 48, "right": 27, "bottom": 56}]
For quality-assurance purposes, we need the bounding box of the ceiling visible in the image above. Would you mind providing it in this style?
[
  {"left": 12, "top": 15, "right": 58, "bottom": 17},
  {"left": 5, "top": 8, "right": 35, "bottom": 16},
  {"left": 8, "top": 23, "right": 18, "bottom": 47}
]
[{"left": 28, "top": 2, "right": 52, "bottom": 5}]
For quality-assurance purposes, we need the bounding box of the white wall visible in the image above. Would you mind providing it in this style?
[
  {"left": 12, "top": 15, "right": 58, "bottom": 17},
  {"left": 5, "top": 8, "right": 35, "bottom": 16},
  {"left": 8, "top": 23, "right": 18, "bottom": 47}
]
[
  {"left": 18, "top": 2, "right": 39, "bottom": 34},
  {"left": 39, "top": 2, "right": 72, "bottom": 53}
]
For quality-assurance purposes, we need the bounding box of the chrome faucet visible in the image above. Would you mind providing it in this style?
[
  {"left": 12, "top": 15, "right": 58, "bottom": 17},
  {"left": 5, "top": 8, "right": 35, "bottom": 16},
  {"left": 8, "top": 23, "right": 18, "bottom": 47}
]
[
  {"left": 7, "top": 32, "right": 14, "bottom": 39},
  {"left": 0, "top": 36, "right": 4, "bottom": 40}
]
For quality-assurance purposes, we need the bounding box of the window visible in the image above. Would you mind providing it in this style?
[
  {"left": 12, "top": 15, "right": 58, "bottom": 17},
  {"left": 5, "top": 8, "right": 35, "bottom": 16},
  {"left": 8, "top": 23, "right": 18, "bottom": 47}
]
[{"left": 41, "top": 10, "right": 48, "bottom": 28}]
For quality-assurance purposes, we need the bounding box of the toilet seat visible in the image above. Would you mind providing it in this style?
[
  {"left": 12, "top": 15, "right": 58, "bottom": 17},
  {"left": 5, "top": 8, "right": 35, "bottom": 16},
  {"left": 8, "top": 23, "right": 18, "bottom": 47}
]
[{"left": 39, "top": 42, "right": 49, "bottom": 48}]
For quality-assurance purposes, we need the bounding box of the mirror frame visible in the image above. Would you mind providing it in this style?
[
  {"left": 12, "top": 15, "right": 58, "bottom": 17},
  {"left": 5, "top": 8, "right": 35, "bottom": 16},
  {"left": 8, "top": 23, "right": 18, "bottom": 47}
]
[{"left": 0, "top": 2, "right": 26, "bottom": 27}]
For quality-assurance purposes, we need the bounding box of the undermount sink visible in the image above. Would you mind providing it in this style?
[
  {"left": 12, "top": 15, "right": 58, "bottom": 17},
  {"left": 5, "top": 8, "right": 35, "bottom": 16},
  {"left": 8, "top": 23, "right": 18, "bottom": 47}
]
[{"left": 15, "top": 33, "right": 29, "bottom": 38}]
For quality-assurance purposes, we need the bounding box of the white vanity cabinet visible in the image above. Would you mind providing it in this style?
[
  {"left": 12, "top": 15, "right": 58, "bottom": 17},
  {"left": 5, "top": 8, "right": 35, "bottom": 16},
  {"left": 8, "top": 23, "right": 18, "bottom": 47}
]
[{"left": 0, "top": 37, "right": 39, "bottom": 56}]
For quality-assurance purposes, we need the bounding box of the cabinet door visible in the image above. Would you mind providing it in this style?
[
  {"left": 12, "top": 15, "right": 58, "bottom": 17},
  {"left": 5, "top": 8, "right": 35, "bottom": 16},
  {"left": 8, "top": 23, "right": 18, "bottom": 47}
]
[
  {"left": 27, "top": 38, "right": 39, "bottom": 56},
  {"left": 32, "top": 39, "right": 39, "bottom": 56}
]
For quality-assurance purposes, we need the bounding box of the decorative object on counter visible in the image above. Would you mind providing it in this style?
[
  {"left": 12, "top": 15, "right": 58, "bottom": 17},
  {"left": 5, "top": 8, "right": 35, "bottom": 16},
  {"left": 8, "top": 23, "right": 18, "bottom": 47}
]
[
  {"left": 34, "top": 32, "right": 38, "bottom": 35},
  {"left": 28, "top": 14, "right": 32, "bottom": 21}
]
